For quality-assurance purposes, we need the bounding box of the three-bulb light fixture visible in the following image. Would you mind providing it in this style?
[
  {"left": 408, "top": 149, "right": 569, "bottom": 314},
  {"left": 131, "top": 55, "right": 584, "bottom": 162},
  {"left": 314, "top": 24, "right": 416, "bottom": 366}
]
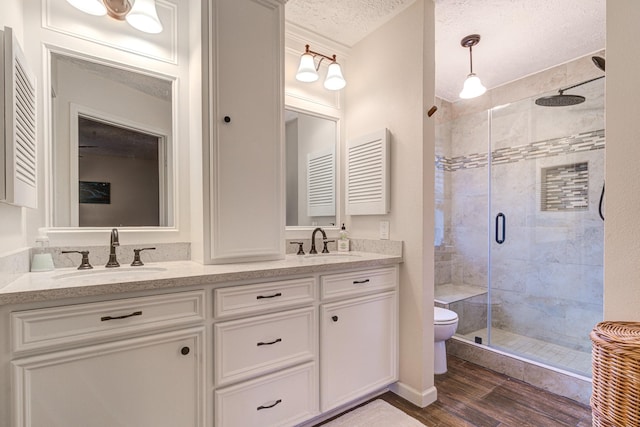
[
  {"left": 65, "top": 0, "right": 163, "bottom": 34},
  {"left": 295, "top": 44, "right": 346, "bottom": 91},
  {"left": 459, "top": 34, "right": 486, "bottom": 99}
]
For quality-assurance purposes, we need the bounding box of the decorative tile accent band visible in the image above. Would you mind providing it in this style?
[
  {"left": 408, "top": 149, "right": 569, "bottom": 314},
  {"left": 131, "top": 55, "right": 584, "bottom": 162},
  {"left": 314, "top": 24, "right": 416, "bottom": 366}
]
[
  {"left": 541, "top": 162, "right": 589, "bottom": 211},
  {"left": 436, "top": 129, "right": 605, "bottom": 171}
]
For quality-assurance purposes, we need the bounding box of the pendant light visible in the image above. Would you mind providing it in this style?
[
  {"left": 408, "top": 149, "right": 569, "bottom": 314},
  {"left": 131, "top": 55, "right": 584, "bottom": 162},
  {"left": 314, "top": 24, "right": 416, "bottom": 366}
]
[
  {"left": 295, "top": 45, "right": 346, "bottom": 91},
  {"left": 459, "top": 34, "right": 486, "bottom": 99}
]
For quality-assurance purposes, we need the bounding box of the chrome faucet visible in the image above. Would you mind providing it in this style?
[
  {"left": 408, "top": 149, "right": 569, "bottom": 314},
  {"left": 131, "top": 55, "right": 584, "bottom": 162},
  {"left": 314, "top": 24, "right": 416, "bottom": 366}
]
[
  {"left": 309, "top": 227, "right": 328, "bottom": 254},
  {"left": 105, "top": 228, "right": 120, "bottom": 268}
]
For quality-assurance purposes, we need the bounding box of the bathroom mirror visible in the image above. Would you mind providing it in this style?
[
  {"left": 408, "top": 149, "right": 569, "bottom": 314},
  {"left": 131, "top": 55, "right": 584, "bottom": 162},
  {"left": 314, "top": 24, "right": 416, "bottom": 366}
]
[
  {"left": 50, "top": 52, "right": 174, "bottom": 227},
  {"left": 285, "top": 109, "right": 338, "bottom": 227}
]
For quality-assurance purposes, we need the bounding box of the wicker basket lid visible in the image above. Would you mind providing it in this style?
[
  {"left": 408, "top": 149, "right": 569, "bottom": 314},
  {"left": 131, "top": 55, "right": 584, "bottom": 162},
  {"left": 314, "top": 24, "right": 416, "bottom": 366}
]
[{"left": 591, "top": 321, "right": 640, "bottom": 347}]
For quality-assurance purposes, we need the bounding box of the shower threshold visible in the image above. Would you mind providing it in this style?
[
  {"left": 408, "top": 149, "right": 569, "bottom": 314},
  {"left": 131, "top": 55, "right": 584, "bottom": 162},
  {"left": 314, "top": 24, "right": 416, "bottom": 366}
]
[{"left": 458, "top": 327, "right": 592, "bottom": 377}]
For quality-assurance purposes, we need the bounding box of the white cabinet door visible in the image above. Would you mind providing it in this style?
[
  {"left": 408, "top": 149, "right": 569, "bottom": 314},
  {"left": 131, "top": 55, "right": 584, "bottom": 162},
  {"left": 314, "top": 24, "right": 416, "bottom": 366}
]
[
  {"left": 207, "top": 0, "right": 285, "bottom": 263},
  {"left": 13, "top": 328, "right": 204, "bottom": 427},
  {"left": 320, "top": 291, "right": 398, "bottom": 412}
]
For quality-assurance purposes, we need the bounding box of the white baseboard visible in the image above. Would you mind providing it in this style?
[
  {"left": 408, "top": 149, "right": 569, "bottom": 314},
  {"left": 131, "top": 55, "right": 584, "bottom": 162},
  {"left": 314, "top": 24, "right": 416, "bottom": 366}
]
[{"left": 389, "top": 381, "right": 437, "bottom": 408}]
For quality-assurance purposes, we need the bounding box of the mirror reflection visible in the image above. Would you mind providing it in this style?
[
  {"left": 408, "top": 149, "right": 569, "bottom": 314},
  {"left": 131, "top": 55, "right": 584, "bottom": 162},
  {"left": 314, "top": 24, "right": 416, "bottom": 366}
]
[
  {"left": 50, "top": 52, "right": 173, "bottom": 227},
  {"left": 285, "top": 109, "right": 337, "bottom": 227}
]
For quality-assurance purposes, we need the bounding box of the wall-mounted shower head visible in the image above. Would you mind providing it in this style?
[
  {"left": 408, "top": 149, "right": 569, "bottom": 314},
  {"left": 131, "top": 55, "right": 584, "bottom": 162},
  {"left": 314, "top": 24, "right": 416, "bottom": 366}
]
[
  {"left": 592, "top": 56, "right": 606, "bottom": 72},
  {"left": 535, "top": 93, "right": 585, "bottom": 107},
  {"left": 535, "top": 75, "right": 605, "bottom": 107}
]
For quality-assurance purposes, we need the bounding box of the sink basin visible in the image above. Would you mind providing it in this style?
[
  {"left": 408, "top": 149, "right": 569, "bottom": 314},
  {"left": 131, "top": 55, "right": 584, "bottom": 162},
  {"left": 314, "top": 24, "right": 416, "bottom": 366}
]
[
  {"left": 302, "top": 253, "right": 362, "bottom": 262},
  {"left": 53, "top": 267, "right": 168, "bottom": 281}
]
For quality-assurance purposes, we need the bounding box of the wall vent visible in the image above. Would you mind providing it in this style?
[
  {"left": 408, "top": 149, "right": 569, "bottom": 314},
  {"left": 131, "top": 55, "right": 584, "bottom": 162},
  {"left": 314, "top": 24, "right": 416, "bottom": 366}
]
[
  {"left": 1, "top": 26, "right": 37, "bottom": 208},
  {"left": 346, "top": 128, "right": 390, "bottom": 215},
  {"left": 307, "top": 147, "right": 335, "bottom": 216}
]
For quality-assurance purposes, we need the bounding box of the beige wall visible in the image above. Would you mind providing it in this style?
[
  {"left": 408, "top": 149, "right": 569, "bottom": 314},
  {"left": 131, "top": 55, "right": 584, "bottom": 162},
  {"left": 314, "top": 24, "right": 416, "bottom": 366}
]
[
  {"left": 604, "top": 1, "right": 640, "bottom": 320},
  {"left": 346, "top": 0, "right": 436, "bottom": 406}
]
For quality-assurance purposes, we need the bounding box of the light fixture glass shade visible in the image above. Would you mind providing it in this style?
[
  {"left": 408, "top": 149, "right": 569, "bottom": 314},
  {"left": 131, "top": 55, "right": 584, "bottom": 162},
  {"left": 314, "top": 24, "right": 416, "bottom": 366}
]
[
  {"left": 296, "top": 53, "right": 319, "bottom": 83},
  {"left": 66, "top": 0, "right": 107, "bottom": 16},
  {"left": 459, "top": 73, "right": 486, "bottom": 99},
  {"left": 126, "top": 0, "right": 163, "bottom": 34},
  {"left": 323, "top": 62, "right": 346, "bottom": 90}
]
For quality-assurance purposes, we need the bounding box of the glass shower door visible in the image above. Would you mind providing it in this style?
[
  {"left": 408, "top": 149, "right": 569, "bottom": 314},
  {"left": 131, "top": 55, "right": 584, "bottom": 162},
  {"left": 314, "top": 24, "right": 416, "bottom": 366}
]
[{"left": 487, "top": 78, "right": 605, "bottom": 377}]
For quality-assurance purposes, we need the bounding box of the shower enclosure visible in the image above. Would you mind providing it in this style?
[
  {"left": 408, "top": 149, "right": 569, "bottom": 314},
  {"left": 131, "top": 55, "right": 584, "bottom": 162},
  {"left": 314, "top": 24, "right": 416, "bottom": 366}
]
[{"left": 435, "top": 76, "right": 604, "bottom": 378}]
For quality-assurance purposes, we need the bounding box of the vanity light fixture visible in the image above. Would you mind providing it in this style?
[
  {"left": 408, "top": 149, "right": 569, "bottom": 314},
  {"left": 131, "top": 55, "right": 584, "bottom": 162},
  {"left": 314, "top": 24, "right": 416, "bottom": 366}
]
[
  {"left": 65, "top": 0, "right": 163, "bottom": 34},
  {"left": 459, "top": 34, "right": 486, "bottom": 99},
  {"left": 295, "top": 44, "right": 346, "bottom": 91}
]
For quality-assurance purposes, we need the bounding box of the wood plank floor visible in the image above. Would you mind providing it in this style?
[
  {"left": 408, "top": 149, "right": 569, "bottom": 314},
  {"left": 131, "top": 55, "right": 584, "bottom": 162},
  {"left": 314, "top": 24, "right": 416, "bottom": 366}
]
[{"left": 318, "top": 356, "right": 593, "bottom": 426}]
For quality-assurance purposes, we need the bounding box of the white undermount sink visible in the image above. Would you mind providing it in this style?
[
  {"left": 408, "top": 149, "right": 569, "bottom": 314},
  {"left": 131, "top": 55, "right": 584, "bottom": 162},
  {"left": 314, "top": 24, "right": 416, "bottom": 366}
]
[
  {"left": 302, "top": 253, "right": 362, "bottom": 261},
  {"left": 53, "top": 266, "right": 168, "bottom": 281}
]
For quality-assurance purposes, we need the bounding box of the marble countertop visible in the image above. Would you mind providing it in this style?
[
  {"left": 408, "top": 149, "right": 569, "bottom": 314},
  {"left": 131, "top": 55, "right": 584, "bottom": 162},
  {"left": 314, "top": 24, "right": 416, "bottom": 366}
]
[{"left": 0, "top": 252, "right": 402, "bottom": 306}]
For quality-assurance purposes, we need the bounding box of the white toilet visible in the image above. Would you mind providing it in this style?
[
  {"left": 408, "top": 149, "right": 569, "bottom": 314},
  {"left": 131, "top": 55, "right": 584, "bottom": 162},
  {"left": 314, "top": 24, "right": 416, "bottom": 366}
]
[{"left": 434, "top": 306, "right": 459, "bottom": 374}]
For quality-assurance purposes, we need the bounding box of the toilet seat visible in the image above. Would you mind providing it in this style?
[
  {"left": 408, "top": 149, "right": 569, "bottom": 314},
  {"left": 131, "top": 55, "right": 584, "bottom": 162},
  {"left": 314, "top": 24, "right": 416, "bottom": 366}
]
[{"left": 434, "top": 307, "right": 458, "bottom": 325}]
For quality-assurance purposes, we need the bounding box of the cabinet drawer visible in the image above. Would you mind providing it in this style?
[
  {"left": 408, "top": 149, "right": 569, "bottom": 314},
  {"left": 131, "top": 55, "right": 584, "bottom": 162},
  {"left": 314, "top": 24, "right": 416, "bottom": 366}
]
[
  {"left": 214, "top": 277, "right": 315, "bottom": 318},
  {"left": 215, "top": 362, "right": 318, "bottom": 427},
  {"left": 320, "top": 267, "right": 397, "bottom": 300},
  {"left": 11, "top": 290, "right": 205, "bottom": 353},
  {"left": 215, "top": 307, "right": 316, "bottom": 386}
]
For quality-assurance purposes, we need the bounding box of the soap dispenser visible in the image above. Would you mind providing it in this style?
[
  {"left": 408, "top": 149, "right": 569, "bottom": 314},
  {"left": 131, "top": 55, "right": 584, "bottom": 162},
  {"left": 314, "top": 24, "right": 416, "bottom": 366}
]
[
  {"left": 337, "top": 223, "right": 350, "bottom": 252},
  {"left": 31, "top": 228, "right": 55, "bottom": 272}
]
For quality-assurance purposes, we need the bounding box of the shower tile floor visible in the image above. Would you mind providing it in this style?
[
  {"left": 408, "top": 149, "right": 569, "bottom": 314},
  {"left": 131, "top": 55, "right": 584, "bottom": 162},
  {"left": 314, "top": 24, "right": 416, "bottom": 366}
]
[{"left": 459, "top": 327, "right": 592, "bottom": 377}]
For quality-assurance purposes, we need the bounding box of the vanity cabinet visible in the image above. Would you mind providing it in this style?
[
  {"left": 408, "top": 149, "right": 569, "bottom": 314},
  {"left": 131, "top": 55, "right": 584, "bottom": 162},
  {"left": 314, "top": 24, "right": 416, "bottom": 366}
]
[
  {"left": 319, "top": 268, "right": 399, "bottom": 412},
  {"left": 2, "top": 263, "right": 400, "bottom": 426},
  {"left": 9, "top": 291, "right": 206, "bottom": 427},
  {"left": 205, "top": 0, "right": 285, "bottom": 263}
]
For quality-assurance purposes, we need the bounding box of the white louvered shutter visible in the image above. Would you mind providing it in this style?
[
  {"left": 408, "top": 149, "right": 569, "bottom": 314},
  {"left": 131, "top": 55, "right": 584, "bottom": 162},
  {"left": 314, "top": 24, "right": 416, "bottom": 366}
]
[
  {"left": 307, "top": 147, "right": 335, "bottom": 216},
  {"left": 346, "top": 128, "right": 390, "bottom": 215},
  {"left": 2, "top": 26, "right": 37, "bottom": 208}
]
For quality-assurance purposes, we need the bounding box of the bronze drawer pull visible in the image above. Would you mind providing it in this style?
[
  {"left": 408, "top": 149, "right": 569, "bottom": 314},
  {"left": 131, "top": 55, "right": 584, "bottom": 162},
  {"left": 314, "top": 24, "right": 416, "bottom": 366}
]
[
  {"left": 101, "top": 311, "right": 142, "bottom": 321},
  {"left": 257, "top": 399, "right": 282, "bottom": 410},
  {"left": 256, "top": 292, "right": 282, "bottom": 300},
  {"left": 353, "top": 279, "right": 370, "bottom": 285},
  {"left": 257, "top": 338, "right": 282, "bottom": 346}
]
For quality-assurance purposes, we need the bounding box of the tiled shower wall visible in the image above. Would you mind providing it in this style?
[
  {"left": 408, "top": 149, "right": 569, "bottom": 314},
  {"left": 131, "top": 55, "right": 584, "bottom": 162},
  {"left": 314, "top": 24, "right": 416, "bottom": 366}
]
[{"left": 435, "top": 53, "right": 605, "bottom": 354}]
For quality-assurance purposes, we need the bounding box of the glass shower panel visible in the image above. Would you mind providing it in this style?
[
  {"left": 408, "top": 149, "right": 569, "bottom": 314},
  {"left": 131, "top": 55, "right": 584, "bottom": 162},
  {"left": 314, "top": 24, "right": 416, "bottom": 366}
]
[
  {"left": 488, "top": 78, "right": 604, "bottom": 377},
  {"left": 434, "top": 107, "right": 490, "bottom": 341}
]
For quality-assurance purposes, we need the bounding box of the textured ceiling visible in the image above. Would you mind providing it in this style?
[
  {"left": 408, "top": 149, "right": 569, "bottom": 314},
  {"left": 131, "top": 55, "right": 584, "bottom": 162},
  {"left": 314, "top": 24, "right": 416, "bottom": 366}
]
[
  {"left": 285, "top": 0, "right": 417, "bottom": 47},
  {"left": 286, "top": 0, "right": 606, "bottom": 102}
]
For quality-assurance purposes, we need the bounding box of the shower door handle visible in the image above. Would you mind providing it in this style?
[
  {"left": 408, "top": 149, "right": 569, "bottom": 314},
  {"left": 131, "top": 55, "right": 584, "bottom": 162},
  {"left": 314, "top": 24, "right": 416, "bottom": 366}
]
[{"left": 495, "top": 213, "right": 506, "bottom": 244}]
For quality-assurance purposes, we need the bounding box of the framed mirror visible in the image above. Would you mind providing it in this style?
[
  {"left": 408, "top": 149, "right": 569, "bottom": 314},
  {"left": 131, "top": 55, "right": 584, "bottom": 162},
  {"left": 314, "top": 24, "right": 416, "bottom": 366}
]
[
  {"left": 285, "top": 108, "right": 338, "bottom": 228},
  {"left": 49, "top": 52, "right": 174, "bottom": 228}
]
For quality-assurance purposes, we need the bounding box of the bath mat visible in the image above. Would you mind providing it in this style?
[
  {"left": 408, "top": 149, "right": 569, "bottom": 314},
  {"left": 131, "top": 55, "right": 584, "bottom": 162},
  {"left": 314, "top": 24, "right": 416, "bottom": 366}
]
[{"left": 322, "top": 399, "right": 424, "bottom": 427}]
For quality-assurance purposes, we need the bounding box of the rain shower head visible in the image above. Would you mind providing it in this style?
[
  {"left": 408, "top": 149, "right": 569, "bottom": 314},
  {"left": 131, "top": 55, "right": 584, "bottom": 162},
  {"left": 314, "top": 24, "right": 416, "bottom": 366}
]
[
  {"left": 535, "top": 93, "right": 586, "bottom": 107},
  {"left": 534, "top": 75, "right": 604, "bottom": 107}
]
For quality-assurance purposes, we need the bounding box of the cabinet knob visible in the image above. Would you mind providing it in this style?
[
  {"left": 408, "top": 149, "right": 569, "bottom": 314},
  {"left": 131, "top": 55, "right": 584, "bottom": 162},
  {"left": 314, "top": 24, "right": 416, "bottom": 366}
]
[
  {"left": 223, "top": 116, "right": 231, "bottom": 123},
  {"left": 181, "top": 346, "right": 190, "bottom": 355},
  {"left": 331, "top": 315, "right": 339, "bottom": 322}
]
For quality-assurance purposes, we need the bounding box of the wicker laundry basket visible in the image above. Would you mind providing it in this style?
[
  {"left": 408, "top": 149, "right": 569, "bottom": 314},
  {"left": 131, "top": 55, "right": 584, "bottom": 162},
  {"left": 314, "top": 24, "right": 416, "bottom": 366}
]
[{"left": 590, "top": 321, "right": 640, "bottom": 427}]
